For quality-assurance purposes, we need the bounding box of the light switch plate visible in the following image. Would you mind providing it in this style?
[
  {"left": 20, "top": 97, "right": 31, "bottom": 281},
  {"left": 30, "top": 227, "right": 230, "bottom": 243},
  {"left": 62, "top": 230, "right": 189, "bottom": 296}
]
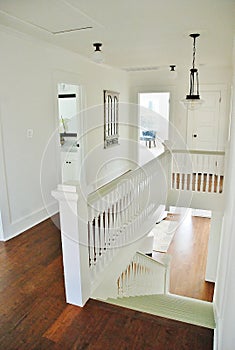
[{"left": 27, "top": 129, "right": 33, "bottom": 138}]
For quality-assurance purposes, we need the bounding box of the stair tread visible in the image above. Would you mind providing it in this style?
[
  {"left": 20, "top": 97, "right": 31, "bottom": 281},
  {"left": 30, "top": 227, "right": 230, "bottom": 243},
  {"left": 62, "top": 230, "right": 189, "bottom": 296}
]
[{"left": 106, "top": 293, "right": 215, "bottom": 329}]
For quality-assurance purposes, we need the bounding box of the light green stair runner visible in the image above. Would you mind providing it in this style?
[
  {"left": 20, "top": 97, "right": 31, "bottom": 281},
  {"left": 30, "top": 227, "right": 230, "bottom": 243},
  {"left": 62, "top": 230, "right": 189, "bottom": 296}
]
[{"left": 106, "top": 293, "right": 215, "bottom": 329}]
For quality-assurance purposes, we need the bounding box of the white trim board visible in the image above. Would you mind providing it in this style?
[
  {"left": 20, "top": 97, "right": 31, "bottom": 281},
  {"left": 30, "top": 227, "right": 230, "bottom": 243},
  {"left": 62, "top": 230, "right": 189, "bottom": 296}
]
[
  {"left": 169, "top": 206, "right": 212, "bottom": 218},
  {"left": 1, "top": 202, "right": 58, "bottom": 241}
]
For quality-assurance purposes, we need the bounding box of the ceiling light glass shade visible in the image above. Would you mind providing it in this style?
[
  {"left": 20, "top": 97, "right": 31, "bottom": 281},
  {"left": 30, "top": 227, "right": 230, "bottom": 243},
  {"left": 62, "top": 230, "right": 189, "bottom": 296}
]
[
  {"left": 92, "top": 42, "right": 104, "bottom": 63},
  {"left": 181, "top": 97, "right": 204, "bottom": 110},
  {"left": 92, "top": 50, "right": 104, "bottom": 63},
  {"left": 169, "top": 65, "right": 177, "bottom": 79},
  {"left": 170, "top": 70, "right": 177, "bottom": 80}
]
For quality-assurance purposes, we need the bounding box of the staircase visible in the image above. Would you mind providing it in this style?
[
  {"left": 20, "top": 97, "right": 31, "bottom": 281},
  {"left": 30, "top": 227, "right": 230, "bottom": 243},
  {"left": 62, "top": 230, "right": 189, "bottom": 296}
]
[
  {"left": 92, "top": 252, "right": 215, "bottom": 330},
  {"left": 52, "top": 147, "right": 220, "bottom": 331}
]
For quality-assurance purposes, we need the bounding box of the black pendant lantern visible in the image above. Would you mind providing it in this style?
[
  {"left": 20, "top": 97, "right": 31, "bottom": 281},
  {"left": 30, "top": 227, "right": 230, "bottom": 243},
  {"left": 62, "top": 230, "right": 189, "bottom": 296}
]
[{"left": 182, "top": 33, "right": 204, "bottom": 110}]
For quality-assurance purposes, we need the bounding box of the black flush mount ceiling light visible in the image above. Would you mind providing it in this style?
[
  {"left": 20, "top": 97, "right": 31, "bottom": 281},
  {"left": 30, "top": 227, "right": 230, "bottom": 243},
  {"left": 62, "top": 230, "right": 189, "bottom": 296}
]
[
  {"left": 92, "top": 42, "right": 104, "bottom": 63},
  {"left": 181, "top": 33, "right": 204, "bottom": 110}
]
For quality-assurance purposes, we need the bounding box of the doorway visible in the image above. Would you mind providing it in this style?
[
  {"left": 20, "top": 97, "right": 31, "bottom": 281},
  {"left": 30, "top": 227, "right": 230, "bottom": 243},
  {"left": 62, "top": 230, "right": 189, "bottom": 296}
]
[
  {"left": 139, "top": 92, "right": 170, "bottom": 141},
  {"left": 57, "top": 83, "right": 82, "bottom": 183},
  {"left": 138, "top": 92, "right": 170, "bottom": 163}
]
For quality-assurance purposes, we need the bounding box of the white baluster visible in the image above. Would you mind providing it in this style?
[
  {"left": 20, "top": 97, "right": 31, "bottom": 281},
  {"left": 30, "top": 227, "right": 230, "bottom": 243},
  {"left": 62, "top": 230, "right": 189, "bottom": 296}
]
[
  {"left": 184, "top": 173, "right": 188, "bottom": 190},
  {"left": 107, "top": 194, "right": 113, "bottom": 248},
  {"left": 94, "top": 213, "right": 100, "bottom": 268},
  {"left": 113, "top": 195, "right": 118, "bottom": 243},
  {"left": 211, "top": 174, "right": 215, "bottom": 192},
  {"left": 87, "top": 220, "right": 92, "bottom": 268},
  {"left": 206, "top": 172, "right": 210, "bottom": 193},
  {"left": 132, "top": 175, "right": 137, "bottom": 217},
  {"left": 218, "top": 174, "right": 221, "bottom": 194},
  {"left": 136, "top": 172, "right": 141, "bottom": 213},
  {"left": 132, "top": 174, "right": 137, "bottom": 217},
  {"left": 99, "top": 206, "right": 105, "bottom": 263},
  {"left": 107, "top": 193, "right": 113, "bottom": 255},
  {"left": 104, "top": 199, "right": 110, "bottom": 259},
  {"left": 112, "top": 194, "right": 117, "bottom": 245},
  {"left": 194, "top": 172, "right": 198, "bottom": 192},
  {"left": 127, "top": 180, "right": 132, "bottom": 223},
  {"left": 179, "top": 173, "right": 183, "bottom": 190},
  {"left": 125, "top": 181, "right": 130, "bottom": 224},
  {"left": 116, "top": 197, "right": 122, "bottom": 246},
  {"left": 88, "top": 207, "right": 95, "bottom": 269},
  {"left": 200, "top": 172, "right": 204, "bottom": 192},
  {"left": 216, "top": 173, "right": 219, "bottom": 193},
  {"left": 189, "top": 173, "right": 193, "bottom": 191}
]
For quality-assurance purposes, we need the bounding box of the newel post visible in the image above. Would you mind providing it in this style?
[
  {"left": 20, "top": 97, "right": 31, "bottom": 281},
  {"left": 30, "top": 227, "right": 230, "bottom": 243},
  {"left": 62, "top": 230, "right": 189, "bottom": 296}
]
[{"left": 52, "top": 183, "right": 90, "bottom": 306}]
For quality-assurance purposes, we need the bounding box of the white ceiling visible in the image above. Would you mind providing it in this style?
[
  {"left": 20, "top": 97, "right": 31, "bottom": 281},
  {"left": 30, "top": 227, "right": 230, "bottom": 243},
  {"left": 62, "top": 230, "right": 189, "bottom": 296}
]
[{"left": 0, "top": 0, "right": 235, "bottom": 70}]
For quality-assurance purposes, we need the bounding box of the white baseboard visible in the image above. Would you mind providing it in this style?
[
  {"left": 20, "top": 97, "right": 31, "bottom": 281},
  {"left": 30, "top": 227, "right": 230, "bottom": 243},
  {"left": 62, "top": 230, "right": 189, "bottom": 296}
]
[
  {"left": 213, "top": 302, "right": 219, "bottom": 350},
  {"left": 205, "top": 274, "right": 216, "bottom": 283},
  {"left": 2, "top": 201, "right": 59, "bottom": 241},
  {"left": 213, "top": 328, "right": 218, "bottom": 350}
]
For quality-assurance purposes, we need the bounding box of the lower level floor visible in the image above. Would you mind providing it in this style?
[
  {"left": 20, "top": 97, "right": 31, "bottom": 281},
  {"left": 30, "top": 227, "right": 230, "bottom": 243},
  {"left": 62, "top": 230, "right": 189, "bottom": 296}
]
[{"left": 155, "top": 208, "right": 214, "bottom": 302}]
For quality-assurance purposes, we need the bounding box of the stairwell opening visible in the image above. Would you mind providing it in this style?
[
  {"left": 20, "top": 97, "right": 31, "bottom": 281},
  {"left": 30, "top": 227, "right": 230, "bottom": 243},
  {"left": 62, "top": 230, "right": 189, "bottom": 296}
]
[{"left": 152, "top": 206, "right": 214, "bottom": 302}]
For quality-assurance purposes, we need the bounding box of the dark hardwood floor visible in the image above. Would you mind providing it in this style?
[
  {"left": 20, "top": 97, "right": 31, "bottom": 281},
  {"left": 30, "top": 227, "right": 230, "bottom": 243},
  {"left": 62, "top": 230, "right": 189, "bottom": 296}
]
[{"left": 0, "top": 215, "right": 214, "bottom": 349}]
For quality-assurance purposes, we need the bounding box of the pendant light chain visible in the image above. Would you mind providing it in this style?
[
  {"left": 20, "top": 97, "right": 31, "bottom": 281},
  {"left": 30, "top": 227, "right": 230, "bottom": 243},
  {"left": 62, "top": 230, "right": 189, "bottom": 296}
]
[{"left": 192, "top": 36, "right": 196, "bottom": 69}]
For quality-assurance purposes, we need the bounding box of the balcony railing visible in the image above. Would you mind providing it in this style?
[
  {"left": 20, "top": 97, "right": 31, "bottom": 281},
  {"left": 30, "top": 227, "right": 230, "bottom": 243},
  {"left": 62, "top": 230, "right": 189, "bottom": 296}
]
[{"left": 171, "top": 150, "right": 225, "bottom": 194}]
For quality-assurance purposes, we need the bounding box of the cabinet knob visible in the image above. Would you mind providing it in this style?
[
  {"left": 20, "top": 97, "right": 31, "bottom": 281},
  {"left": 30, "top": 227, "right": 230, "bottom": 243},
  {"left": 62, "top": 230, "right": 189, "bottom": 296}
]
[{"left": 193, "top": 134, "right": 198, "bottom": 138}]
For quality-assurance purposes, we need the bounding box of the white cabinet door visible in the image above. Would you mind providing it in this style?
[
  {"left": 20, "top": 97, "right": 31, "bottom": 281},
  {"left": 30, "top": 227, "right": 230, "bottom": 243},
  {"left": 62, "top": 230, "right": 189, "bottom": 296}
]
[
  {"left": 187, "top": 91, "right": 221, "bottom": 151},
  {"left": 61, "top": 152, "right": 79, "bottom": 182}
]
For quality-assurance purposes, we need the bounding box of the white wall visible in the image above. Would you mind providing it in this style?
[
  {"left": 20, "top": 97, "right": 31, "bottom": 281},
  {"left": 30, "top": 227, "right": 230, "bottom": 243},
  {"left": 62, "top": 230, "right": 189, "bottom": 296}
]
[
  {"left": 129, "top": 66, "right": 232, "bottom": 149},
  {"left": 214, "top": 52, "right": 235, "bottom": 349},
  {"left": 0, "top": 27, "right": 131, "bottom": 240}
]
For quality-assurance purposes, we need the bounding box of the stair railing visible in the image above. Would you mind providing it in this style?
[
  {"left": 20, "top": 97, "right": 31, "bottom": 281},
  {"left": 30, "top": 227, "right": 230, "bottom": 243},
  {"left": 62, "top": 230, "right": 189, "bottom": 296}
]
[
  {"left": 52, "top": 150, "right": 170, "bottom": 306},
  {"left": 117, "top": 251, "right": 171, "bottom": 297}
]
